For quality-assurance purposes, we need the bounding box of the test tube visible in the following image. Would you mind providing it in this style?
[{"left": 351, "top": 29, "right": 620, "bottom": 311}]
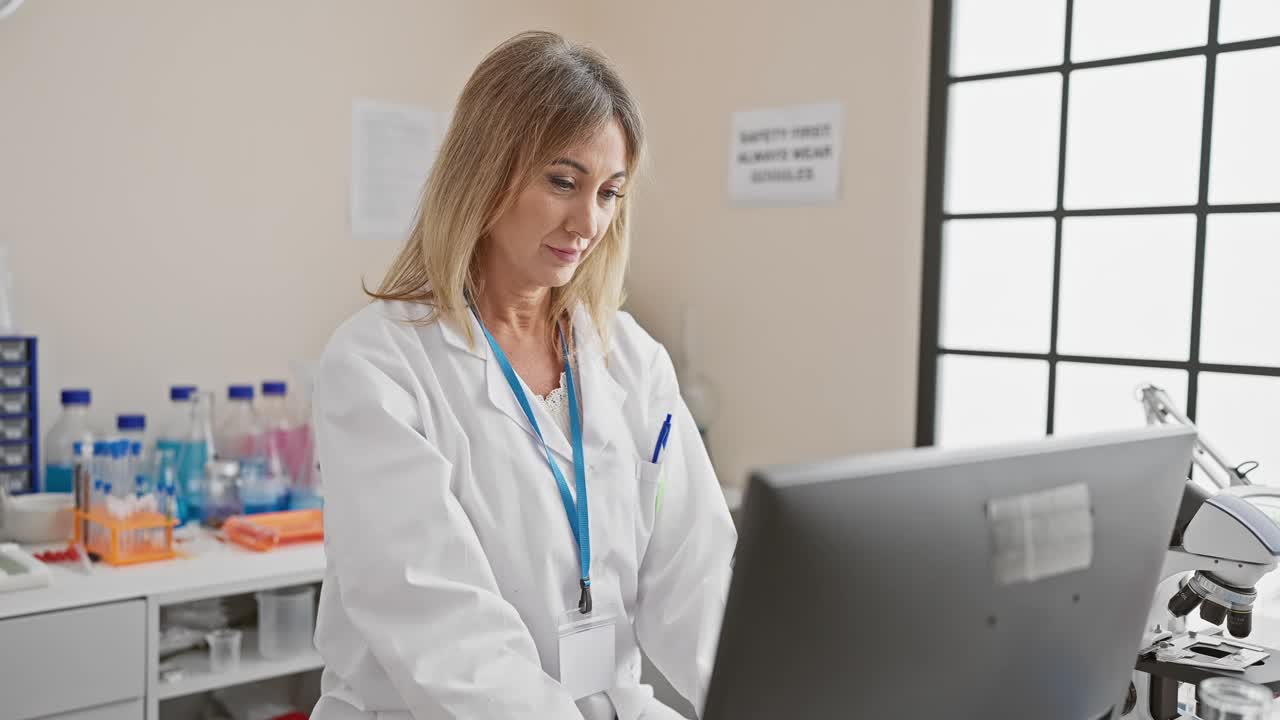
[
  {"left": 115, "top": 440, "right": 129, "bottom": 495},
  {"left": 160, "top": 480, "right": 175, "bottom": 550},
  {"left": 91, "top": 441, "right": 109, "bottom": 549},
  {"left": 73, "top": 442, "right": 90, "bottom": 545},
  {"left": 90, "top": 478, "right": 102, "bottom": 547},
  {"left": 102, "top": 482, "right": 115, "bottom": 555},
  {"left": 131, "top": 443, "right": 145, "bottom": 551},
  {"left": 108, "top": 443, "right": 124, "bottom": 555}
]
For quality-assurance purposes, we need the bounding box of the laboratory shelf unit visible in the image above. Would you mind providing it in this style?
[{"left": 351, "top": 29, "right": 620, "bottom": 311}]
[
  {"left": 156, "top": 628, "right": 323, "bottom": 700},
  {"left": 0, "top": 529, "right": 325, "bottom": 720}
]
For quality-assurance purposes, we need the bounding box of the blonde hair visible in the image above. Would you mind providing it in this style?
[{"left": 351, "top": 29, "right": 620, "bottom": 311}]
[{"left": 369, "top": 31, "right": 645, "bottom": 351}]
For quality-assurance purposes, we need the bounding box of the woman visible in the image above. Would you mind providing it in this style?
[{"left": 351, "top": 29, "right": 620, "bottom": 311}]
[{"left": 312, "top": 31, "right": 737, "bottom": 720}]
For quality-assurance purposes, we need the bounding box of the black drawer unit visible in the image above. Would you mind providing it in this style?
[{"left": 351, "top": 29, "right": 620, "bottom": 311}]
[{"left": 0, "top": 336, "right": 37, "bottom": 493}]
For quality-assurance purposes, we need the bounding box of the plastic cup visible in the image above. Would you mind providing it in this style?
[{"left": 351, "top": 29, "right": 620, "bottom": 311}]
[
  {"left": 205, "top": 628, "right": 242, "bottom": 673},
  {"left": 256, "top": 585, "right": 316, "bottom": 659}
]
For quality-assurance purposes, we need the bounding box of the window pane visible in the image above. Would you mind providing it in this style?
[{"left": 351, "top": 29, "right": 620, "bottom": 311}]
[
  {"left": 1055, "top": 363, "right": 1189, "bottom": 436},
  {"left": 951, "top": 0, "right": 1067, "bottom": 76},
  {"left": 941, "top": 219, "right": 1055, "bottom": 353},
  {"left": 1219, "top": 0, "right": 1280, "bottom": 43},
  {"left": 1209, "top": 47, "right": 1280, "bottom": 205},
  {"left": 937, "top": 355, "right": 1048, "bottom": 448},
  {"left": 946, "top": 74, "right": 1062, "bottom": 214},
  {"left": 1058, "top": 215, "right": 1196, "bottom": 360},
  {"left": 1071, "top": 0, "right": 1209, "bottom": 62},
  {"left": 1196, "top": 372, "right": 1280, "bottom": 485},
  {"left": 1064, "top": 57, "right": 1205, "bottom": 209},
  {"left": 1200, "top": 213, "right": 1280, "bottom": 366}
]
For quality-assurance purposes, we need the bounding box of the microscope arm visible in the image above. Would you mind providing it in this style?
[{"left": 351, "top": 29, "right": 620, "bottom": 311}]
[
  {"left": 1139, "top": 385, "right": 1257, "bottom": 489},
  {"left": 1160, "top": 548, "right": 1274, "bottom": 589}
]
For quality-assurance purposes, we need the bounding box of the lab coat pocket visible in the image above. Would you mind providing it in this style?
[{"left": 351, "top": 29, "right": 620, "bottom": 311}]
[{"left": 635, "top": 460, "right": 665, "bottom": 560}]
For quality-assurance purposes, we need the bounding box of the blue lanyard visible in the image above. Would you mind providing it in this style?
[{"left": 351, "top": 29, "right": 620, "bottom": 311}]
[{"left": 471, "top": 307, "right": 593, "bottom": 614}]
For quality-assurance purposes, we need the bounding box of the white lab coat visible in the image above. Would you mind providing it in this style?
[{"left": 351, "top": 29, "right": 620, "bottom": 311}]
[{"left": 310, "top": 299, "right": 737, "bottom": 720}]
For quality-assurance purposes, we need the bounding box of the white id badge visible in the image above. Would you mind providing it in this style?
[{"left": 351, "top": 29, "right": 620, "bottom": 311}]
[{"left": 555, "top": 603, "right": 617, "bottom": 700}]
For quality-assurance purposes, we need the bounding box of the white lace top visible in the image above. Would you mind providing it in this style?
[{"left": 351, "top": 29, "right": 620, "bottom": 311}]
[{"left": 534, "top": 372, "right": 572, "bottom": 438}]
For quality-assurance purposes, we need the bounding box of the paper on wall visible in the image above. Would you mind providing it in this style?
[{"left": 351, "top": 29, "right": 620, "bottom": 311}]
[
  {"left": 727, "top": 101, "right": 844, "bottom": 206},
  {"left": 350, "top": 98, "right": 450, "bottom": 241}
]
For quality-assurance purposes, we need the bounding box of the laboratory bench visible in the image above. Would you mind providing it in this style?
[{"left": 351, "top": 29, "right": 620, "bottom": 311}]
[
  {"left": 0, "top": 530, "right": 325, "bottom": 720},
  {"left": 0, "top": 484, "right": 742, "bottom": 720}
]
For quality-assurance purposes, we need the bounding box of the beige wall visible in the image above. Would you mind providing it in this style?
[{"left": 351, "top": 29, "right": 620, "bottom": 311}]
[
  {"left": 1, "top": 1, "right": 932, "bottom": 490},
  {"left": 0, "top": 0, "right": 586, "bottom": 440},
  {"left": 591, "top": 1, "right": 933, "bottom": 487}
]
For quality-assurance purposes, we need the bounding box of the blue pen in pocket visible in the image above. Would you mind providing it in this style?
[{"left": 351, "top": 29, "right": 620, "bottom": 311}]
[{"left": 651, "top": 413, "right": 673, "bottom": 464}]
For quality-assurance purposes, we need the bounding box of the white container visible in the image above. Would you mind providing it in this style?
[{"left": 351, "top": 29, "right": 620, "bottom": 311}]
[
  {"left": 0, "top": 490, "right": 74, "bottom": 543},
  {"left": 255, "top": 585, "right": 315, "bottom": 659},
  {"left": 205, "top": 628, "right": 242, "bottom": 673}
]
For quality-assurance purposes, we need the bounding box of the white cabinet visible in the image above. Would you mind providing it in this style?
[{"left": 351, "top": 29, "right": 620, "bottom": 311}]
[
  {"left": 0, "top": 532, "right": 326, "bottom": 720},
  {"left": 0, "top": 600, "right": 145, "bottom": 720},
  {"left": 40, "top": 699, "right": 144, "bottom": 720}
]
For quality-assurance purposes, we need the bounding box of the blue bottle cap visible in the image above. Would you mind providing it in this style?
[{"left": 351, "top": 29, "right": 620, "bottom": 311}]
[
  {"left": 228, "top": 384, "right": 255, "bottom": 401},
  {"left": 72, "top": 441, "right": 83, "bottom": 454},
  {"left": 61, "top": 389, "right": 91, "bottom": 406},
  {"left": 261, "top": 381, "right": 288, "bottom": 396},
  {"left": 117, "top": 414, "right": 146, "bottom": 431},
  {"left": 170, "top": 385, "right": 197, "bottom": 402},
  {"left": 93, "top": 441, "right": 109, "bottom": 455},
  {"left": 130, "top": 441, "right": 142, "bottom": 455}
]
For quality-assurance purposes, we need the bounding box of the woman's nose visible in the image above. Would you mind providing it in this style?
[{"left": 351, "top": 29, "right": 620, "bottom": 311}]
[{"left": 565, "top": 197, "right": 599, "bottom": 242}]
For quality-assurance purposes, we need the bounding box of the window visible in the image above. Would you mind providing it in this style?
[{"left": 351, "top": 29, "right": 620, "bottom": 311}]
[{"left": 918, "top": 0, "right": 1280, "bottom": 484}]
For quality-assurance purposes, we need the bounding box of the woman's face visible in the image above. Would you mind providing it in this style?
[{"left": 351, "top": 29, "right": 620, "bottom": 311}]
[{"left": 485, "top": 119, "right": 629, "bottom": 291}]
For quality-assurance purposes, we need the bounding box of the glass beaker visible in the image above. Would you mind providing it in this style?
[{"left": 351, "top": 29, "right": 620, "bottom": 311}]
[
  {"left": 1197, "top": 677, "right": 1272, "bottom": 720},
  {"left": 202, "top": 459, "right": 241, "bottom": 528}
]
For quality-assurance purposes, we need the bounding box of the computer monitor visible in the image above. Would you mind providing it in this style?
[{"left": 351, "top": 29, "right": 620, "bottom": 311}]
[{"left": 703, "top": 426, "right": 1197, "bottom": 720}]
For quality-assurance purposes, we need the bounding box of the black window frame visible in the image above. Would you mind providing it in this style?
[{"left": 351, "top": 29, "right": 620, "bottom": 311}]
[{"left": 917, "top": 0, "right": 1280, "bottom": 447}]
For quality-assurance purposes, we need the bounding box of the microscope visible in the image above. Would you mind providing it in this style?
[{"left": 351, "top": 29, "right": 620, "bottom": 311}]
[{"left": 1120, "top": 385, "right": 1280, "bottom": 720}]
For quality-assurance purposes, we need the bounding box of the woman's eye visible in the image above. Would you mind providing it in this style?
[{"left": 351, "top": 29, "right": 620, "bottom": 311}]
[
  {"left": 600, "top": 188, "right": 625, "bottom": 200},
  {"left": 550, "top": 176, "right": 575, "bottom": 191}
]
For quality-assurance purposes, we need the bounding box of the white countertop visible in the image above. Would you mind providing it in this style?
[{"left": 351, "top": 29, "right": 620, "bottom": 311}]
[
  {"left": 0, "top": 529, "right": 326, "bottom": 620},
  {"left": 0, "top": 485, "right": 742, "bottom": 622}
]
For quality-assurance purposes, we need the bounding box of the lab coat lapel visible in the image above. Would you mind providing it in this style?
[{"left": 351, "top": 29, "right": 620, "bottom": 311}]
[
  {"left": 572, "top": 305, "right": 628, "bottom": 462},
  {"left": 441, "top": 306, "right": 576, "bottom": 463},
  {"left": 436, "top": 309, "right": 486, "bottom": 360},
  {"left": 484, "top": 345, "right": 575, "bottom": 464},
  {"left": 441, "top": 304, "right": 622, "bottom": 467}
]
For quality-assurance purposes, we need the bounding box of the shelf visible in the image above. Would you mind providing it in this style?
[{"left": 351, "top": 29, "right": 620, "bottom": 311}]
[{"left": 155, "top": 628, "right": 322, "bottom": 700}]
